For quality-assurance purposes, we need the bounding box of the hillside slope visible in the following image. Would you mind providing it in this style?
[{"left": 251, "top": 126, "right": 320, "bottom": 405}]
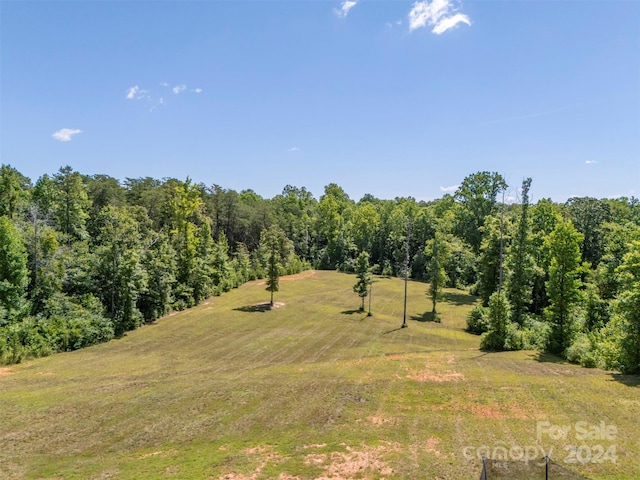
[{"left": 0, "top": 271, "right": 637, "bottom": 479}]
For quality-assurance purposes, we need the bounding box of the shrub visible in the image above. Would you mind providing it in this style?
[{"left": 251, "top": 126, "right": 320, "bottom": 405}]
[
  {"left": 566, "top": 333, "right": 598, "bottom": 368},
  {"left": 466, "top": 306, "right": 488, "bottom": 334}
]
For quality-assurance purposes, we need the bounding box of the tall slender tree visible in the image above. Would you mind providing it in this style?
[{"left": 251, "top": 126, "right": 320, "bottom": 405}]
[
  {"left": 426, "top": 229, "right": 448, "bottom": 315},
  {"left": 353, "top": 251, "right": 372, "bottom": 311},
  {"left": 545, "top": 220, "right": 584, "bottom": 354},
  {"left": 260, "top": 227, "right": 292, "bottom": 306},
  {"left": 506, "top": 178, "right": 534, "bottom": 325},
  {"left": 0, "top": 216, "right": 29, "bottom": 325}
]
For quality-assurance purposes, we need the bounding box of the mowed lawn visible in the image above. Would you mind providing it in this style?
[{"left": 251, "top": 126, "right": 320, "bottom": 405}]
[{"left": 0, "top": 271, "right": 638, "bottom": 480}]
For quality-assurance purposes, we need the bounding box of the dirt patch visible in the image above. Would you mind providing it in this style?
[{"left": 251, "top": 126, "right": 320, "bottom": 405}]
[
  {"left": 407, "top": 371, "right": 464, "bottom": 382},
  {"left": 368, "top": 414, "right": 395, "bottom": 426},
  {"left": 0, "top": 367, "right": 14, "bottom": 377},
  {"left": 138, "top": 451, "right": 163, "bottom": 459},
  {"left": 425, "top": 437, "right": 443, "bottom": 457},
  {"left": 218, "top": 446, "right": 284, "bottom": 480},
  {"left": 305, "top": 443, "right": 399, "bottom": 479},
  {"left": 301, "top": 443, "right": 327, "bottom": 450}
]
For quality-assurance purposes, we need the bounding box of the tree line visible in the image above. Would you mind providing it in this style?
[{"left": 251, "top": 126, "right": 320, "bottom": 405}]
[{"left": 0, "top": 165, "right": 638, "bottom": 373}]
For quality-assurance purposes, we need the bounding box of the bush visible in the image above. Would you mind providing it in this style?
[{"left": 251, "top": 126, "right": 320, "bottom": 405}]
[
  {"left": 504, "top": 323, "right": 524, "bottom": 351},
  {"left": 520, "top": 317, "right": 551, "bottom": 351},
  {"left": 466, "top": 306, "right": 488, "bottom": 334},
  {"left": 566, "top": 333, "right": 598, "bottom": 368},
  {"left": 480, "top": 331, "right": 504, "bottom": 351}
]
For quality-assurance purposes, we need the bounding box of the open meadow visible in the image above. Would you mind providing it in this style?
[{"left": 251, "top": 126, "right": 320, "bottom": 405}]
[{"left": 0, "top": 271, "right": 638, "bottom": 479}]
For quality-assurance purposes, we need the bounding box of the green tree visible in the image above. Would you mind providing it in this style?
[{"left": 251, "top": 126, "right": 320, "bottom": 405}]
[
  {"left": 353, "top": 251, "right": 372, "bottom": 311},
  {"left": 454, "top": 171, "right": 508, "bottom": 253},
  {"left": 477, "top": 215, "right": 512, "bottom": 306},
  {"left": 614, "top": 240, "right": 640, "bottom": 373},
  {"left": 53, "top": 166, "right": 91, "bottom": 243},
  {"left": 92, "top": 206, "right": 146, "bottom": 336},
  {"left": 505, "top": 178, "right": 534, "bottom": 325},
  {"left": 138, "top": 232, "right": 176, "bottom": 321},
  {"left": 545, "top": 220, "right": 584, "bottom": 354},
  {"left": 425, "top": 229, "right": 449, "bottom": 314},
  {"left": 480, "top": 291, "right": 511, "bottom": 351},
  {"left": 260, "top": 227, "right": 292, "bottom": 306},
  {"left": 529, "top": 198, "right": 562, "bottom": 315},
  {"left": 0, "top": 216, "right": 29, "bottom": 324},
  {"left": 566, "top": 197, "right": 611, "bottom": 266},
  {"left": 0, "top": 164, "right": 31, "bottom": 219}
]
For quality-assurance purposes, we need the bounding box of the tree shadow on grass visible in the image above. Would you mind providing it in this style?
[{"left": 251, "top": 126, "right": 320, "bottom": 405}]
[
  {"left": 383, "top": 326, "right": 407, "bottom": 335},
  {"left": 443, "top": 291, "right": 478, "bottom": 306},
  {"left": 342, "top": 309, "right": 363, "bottom": 315},
  {"left": 410, "top": 311, "right": 440, "bottom": 323},
  {"left": 609, "top": 373, "right": 640, "bottom": 387},
  {"left": 531, "top": 351, "right": 570, "bottom": 365},
  {"left": 234, "top": 304, "right": 272, "bottom": 313}
]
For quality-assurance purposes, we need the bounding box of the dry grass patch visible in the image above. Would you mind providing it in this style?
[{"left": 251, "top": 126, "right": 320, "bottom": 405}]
[{"left": 304, "top": 443, "right": 399, "bottom": 479}]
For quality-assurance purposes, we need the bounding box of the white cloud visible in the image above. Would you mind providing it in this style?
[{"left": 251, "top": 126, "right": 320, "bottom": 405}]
[
  {"left": 52, "top": 128, "right": 82, "bottom": 142},
  {"left": 335, "top": 1, "right": 357, "bottom": 18},
  {"left": 431, "top": 12, "right": 471, "bottom": 34},
  {"left": 585, "top": 160, "right": 598, "bottom": 165},
  {"left": 408, "top": 0, "right": 471, "bottom": 34},
  {"left": 288, "top": 147, "right": 301, "bottom": 152},
  {"left": 172, "top": 84, "right": 186, "bottom": 94},
  {"left": 440, "top": 185, "right": 459, "bottom": 192},
  {"left": 192, "top": 88, "right": 203, "bottom": 93},
  {"left": 126, "top": 85, "right": 149, "bottom": 100},
  {"left": 160, "top": 82, "right": 169, "bottom": 87},
  {"left": 126, "top": 86, "right": 139, "bottom": 99}
]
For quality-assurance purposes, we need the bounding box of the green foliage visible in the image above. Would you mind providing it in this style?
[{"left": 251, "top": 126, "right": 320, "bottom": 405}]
[
  {"left": 612, "top": 240, "right": 640, "bottom": 373},
  {"left": 260, "top": 226, "right": 293, "bottom": 305},
  {"left": 566, "top": 196, "right": 611, "bottom": 266},
  {"left": 353, "top": 251, "right": 372, "bottom": 311},
  {"left": 0, "top": 164, "right": 31, "bottom": 219},
  {"left": 477, "top": 215, "right": 511, "bottom": 306},
  {"left": 425, "top": 230, "right": 449, "bottom": 314},
  {"left": 0, "top": 216, "right": 29, "bottom": 324},
  {"left": 480, "top": 291, "right": 511, "bottom": 351},
  {"left": 53, "top": 165, "right": 91, "bottom": 242},
  {"left": 466, "top": 306, "right": 488, "bottom": 334},
  {"left": 565, "top": 333, "right": 598, "bottom": 368},
  {"left": 544, "top": 220, "right": 584, "bottom": 354},
  {"left": 454, "top": 171, "right": 508, "bottom": 253},
  {"left": 505, "top": 178, "right": 534, "bottom": 325},
  {"left": 92, "top": 206, "right": 146, "bottom": 336}
]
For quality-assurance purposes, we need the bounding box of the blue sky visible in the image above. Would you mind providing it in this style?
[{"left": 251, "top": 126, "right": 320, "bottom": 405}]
[{"left": 1, "top": 0, "right": 639, "bottom": 203}]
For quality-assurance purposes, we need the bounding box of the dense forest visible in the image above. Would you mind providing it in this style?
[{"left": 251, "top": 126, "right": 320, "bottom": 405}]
[{"left": 0, "top": 165, "right": 639, "bottom": 373}]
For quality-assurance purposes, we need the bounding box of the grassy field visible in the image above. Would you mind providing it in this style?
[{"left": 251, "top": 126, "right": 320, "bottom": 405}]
[{"left": 0, "top": 271, "right": 638, "bottom": 480}]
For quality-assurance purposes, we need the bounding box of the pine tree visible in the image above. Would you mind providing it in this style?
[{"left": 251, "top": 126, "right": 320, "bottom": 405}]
[{"left": 260, "top": 227, "right": 292, "bottom": 306}]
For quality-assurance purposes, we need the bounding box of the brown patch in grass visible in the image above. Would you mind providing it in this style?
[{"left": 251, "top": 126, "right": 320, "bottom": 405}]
[
  {"left": 301, "top": 443, "right": 327, "bottom": 449},
  {"left": 368, "top": 414, "right": 395, "bottom": 426},
  {"left": 138, "top": 451, "right": 163, "bottom": 459},
  {"left": 425, "top": 437, "right": 443, "bottom": 457},
  {"left": 407, "top": 371, "right": 464, "bottom": 382},
  {"left": 306, "top": 443, "right": 399, "bottom": 479},
  {"left": 0, "top": 367, "right": 14, "bottom": 377},
  {"left": 218, "top": 446, "right": 284, "bottom": 480}
]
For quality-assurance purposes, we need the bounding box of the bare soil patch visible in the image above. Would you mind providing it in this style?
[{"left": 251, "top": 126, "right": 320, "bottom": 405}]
[
  {"left": 0, "top": 367, "right": 14, "bottom": 377},
  {"left": 309, "top": 443, "right": 399, "bottom": 479}
]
